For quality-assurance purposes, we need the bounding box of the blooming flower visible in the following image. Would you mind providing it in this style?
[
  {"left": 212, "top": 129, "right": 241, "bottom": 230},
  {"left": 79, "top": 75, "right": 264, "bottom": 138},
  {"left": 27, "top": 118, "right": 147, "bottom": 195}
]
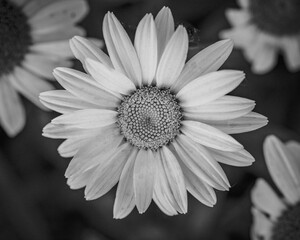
[
  {"left": 251, "top": 135, "right": 300, "bottom": 240},
  {"left": 220, "top": 0, "right": 300, "bottom": 74},
  {"left": 0, "top": 0, "right": 89, "bottom": 137},
  {"left": 40, "top": 7, "right": 268, "bottom": 218}
]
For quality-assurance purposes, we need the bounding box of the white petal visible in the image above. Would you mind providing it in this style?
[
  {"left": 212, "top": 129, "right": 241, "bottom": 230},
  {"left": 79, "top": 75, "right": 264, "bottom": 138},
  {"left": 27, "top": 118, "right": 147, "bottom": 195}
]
[
  {"left": 155, "top": 7, "right": 175, "bottom": 60},
  {"left": 53, "top": 67, "right": 120, "bottom": 107},
  {"left": 207, "top": 112, "right": 268, "bottom": 134},
  {"left": 32, "top": 26, "right": 85, "bottom": 43},
  {"left": 23, "top": 53, "right": 72, "bottom": 79},
  {"left": 172, "top": 39, "right": 233, "bottom": 92},
  {"left": 29, "top": 0, "right": 88, "bottom": 34},
  {"left": 181, "top": 120, "right": 243, "bottom": 152},
  {"left": 156, "top": 26, "right": 188, "bottom": 87},
  {"left": 134, "top": 14, "right": 158, "bottom": 85},
  {"left": 210, "top": 148, "right": 254, "bottom": 167},
  {"left": 286, "top": 140, "right": 300, "bottom": 169},
  {"left": 65, "top": 129, "right": 123, "bottom": 178},
  {"left": 225, "top": 9, "right": 250, "bottom": 27},
  {"left": 179, "top": 162, "right": 217, "bottom": 207},
  {"left": 113, "top": 148, "right": 138, "bottom": 219},
  {"left": 264, "top": 135, "right": 300, "bottom": 204},
  {"left": 9, "top": 67, "right": 53, "bottom": 110},
  {"left": 85, "top": 142, "right": 132, "bottom": 200},
  {"left": 69, "top": 36, "right": 113, "bottom": 71},
  {"left": 237, "top": 0, "right": 249, "bottom": 8},
  {"left": 0, "top": 77, "right": 25, "bottom": 137},
  {"left": 160, "top": 146, "right": 187, "bottom": 213},
  {"left": 251, "top": 179, "right": 286, "bottom": 221},
  {"left": 51, "top": 109, "right": 117, "bottom": 128},
  {"left": 133, "top": 149, "right": 156, "bottom": 213},
  {"left": 30, "top": 40, "right": 73, "bottom": 58},
  {"left": 85, "top": 58, "right": 136, "bottom": 95},
  {"left": 177, "top": 70, "right": 245, "bottom": 107},
  {"left": 58, "top": 137, "right": 89, "bottom": 158},
  {"left": 251, "top": 46, "right": 278, "bottom": 74},
  {"left": 183, "top": 95, "right": 255, "bottom": 121},
  {"left": 251, "top": 207, "right": 273, "bottom": 240},
  {"left": 153, "top": 151, "right": 180, "bottom": 216},
  {"left": 103, "top": 12, "right": 142, "bottom": 86},
  {"left": 39, "top": 90, "right": 101, "bottom": 114},
  {"left": 173, "top": 135, "right": 230, "bottom": 191},
  {"left": 67, "top": 168, "right": 95, "bottom": 190},
  {"left": 281, "top": 37, "right": 300, "bottom": 72}
]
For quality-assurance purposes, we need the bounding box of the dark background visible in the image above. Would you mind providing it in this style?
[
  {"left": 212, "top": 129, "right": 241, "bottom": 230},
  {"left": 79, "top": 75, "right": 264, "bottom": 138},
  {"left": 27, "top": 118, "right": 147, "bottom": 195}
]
[{"left": 1, "top": 0, "right": 300, "bottom": 239}]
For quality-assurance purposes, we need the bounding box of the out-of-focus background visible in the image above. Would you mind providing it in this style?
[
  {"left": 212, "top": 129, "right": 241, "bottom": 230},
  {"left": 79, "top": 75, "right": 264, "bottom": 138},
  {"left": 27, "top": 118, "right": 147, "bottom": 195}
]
[{"left": 1, "top": 0, "right": 300, "bottom": 239}]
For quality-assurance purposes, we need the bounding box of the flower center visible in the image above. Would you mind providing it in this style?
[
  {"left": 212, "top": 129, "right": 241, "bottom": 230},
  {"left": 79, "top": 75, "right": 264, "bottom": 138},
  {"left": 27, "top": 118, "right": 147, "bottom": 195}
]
[
  {"left": 249, "top": 0, "right": 300, "bottom": 36},
  {"left": 117, "top": 86, "right": 182, "bottom": 150},
  {"left": 0, "top": 0, "right": 32, "bottom": 77},
  {"left": 271, "top": 202, "right": 300, "bottom": 240}
]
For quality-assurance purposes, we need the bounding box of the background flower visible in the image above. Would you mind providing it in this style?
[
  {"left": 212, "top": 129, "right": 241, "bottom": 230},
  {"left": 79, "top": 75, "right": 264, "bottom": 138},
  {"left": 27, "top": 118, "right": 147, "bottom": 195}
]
[
  {"left": 0, "top": 0, "right": 88, "bottom": 137},
  {"left": 251, "top": 135, "right": 300, "bottom": 240}
]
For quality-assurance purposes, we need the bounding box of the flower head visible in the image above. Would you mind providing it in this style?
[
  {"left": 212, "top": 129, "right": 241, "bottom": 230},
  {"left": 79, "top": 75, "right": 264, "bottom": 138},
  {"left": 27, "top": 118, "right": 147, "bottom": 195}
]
[
  {"left": 220, "top": 0, "right": 300, "bottom": 74},
  {"left": 0, "top": 0, "right": 89, "bottom": 137},
  {"left": 251, "top": 135, "right": 300, "bottom": 240},
  {"left": 41, "top": 7, "right": 268, "bottom": 218}
]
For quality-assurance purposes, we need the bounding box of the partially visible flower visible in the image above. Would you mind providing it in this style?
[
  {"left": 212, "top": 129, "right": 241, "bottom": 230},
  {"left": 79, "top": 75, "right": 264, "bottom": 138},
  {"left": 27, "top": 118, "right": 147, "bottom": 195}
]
[
  {"left": 251, "top": 135, "right": 300, "bottom": 240},
  {"left": 40, "top": 7, "right": 268, "bottom": 218},
  {"left": 0, "top": 0, "right": 89, "bottom": 137},
  {"left": 220, "top": 0, "right": 300, "bottom": 74}
]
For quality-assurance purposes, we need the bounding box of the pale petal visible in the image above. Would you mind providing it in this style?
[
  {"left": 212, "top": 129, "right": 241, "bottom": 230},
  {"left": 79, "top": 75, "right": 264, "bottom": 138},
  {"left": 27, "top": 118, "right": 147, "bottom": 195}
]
[
  {"left": 30, "top": 40, "right": 73, "bottom": 58},
  {"left": 67, "top": 168, "right": 95, "bottom": 190},
  {"left": 181, "top": 120, "right": 243, "bottom": 152},
  {"left": 65, "top": 129, "right": 123, "bottom": 178},
  {"left": 113, "top": 148, "right": 138, "bottom": 219},
  {"left": 0, "top": 77, "right": 25, "bottom": 137},
  {"left": 32, "top": 26, "right": 85, "bottom": 43},
  {"left": 85, "top": 143, "right": 132, "bottom": 200},
  {"left": 153, "top": 151, "right": 179, "bottom": 216},
  {"left": 69, "top": 36, "right": 113, "bottom": 71},
  {"left": 85, "top": 58, "right": 136, "bottom": 95},
  {"left": 210, "top": 148, "right": 254, "bottom": 167},
  {"left": 179, "top": 162, "right": 217, "bottom": 207},
  {"left": 286, "top": 140, "right": 300, "bottom": 169},
  {"left": 51, "top": 109, "right": 117, "bottom": 128},
  {"left": 173, "top": 135, "right": 230, "bottom": 191},
  {"left": 281, "top": 37, "right": 300, "bottom": 71},
  {"left": 29, "top": 0, "right": 88, "bottom": 34},
  {"left": 264, "top": 135, "right": 300, "bottom": 204},
  {"left": 23, "top": 53, "right": 72, "bottom": 79},
  {"left": 251, "top": 207, "right": 273, "bottom": 240},
  {"left": 58, "top": 137, "right": 90, "bottom": 158},
  {"left": 207, "top": 112, "right": 268, "bottom": 134},
  {"left": 172, "top": 39, "right": 233, "bottom": 92},
  {"left": 155, "top": 7, "right": 175, "bottom": 59},
  {"left": 160, "top": 146, "right": 187, "bottom": 213},
  {"left": 225, "top": 9, "right": 251, "bottom": 27},
  {"left": 237, "top": 0, "right": 249, "bottom": 8},
  {"left": 183, "top": 95, "right": 255, "bottom": 121},
  {"left": 251, "top": 179, "right": 286, "bottom": 221},
  {"left": 156, "top": 26, "right": 188, "bottom": 87},
  {"left": 133, "top": 149, "right": 156, "bottom": 213},
  {"left": 39, "top": 90, "right": 101, "bottom": 114},
  {"left": 177, "top": 70, "right": 245, "bottom": 107},
  {"left": 53, "top": 67, "right": 120, "bottom": 106},
  {"left": 134, "top": 14, "right": 158, "bottom": 85},
  {"left": 251, "top": 46, "right": 277, "bottom": 74},
  {"left": 103, "top": 12, "right": 142, "bottom": 86}
]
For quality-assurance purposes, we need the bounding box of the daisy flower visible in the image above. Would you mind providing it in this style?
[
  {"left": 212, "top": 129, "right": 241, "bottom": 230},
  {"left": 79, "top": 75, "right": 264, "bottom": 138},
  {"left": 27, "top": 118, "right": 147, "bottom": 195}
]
[
  {"left": 0, "top": 0, "right": 89, "bottom": 137},
  {"left": 251, "top": 135, "right": 300, "bottom": 240},
  {"left": 40, "top": 7, "right": 268, "bottom": 218},
  {"left": 220, "top": 0, "right": 300, "bottom": 74}
]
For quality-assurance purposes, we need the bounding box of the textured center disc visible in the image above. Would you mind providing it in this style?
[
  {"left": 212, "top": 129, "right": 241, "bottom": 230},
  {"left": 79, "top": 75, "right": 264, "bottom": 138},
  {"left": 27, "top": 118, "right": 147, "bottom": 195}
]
[
  {"left": 250, "top": 0, "right": 300, "bottom": 36},
  {"left": 0, "top": 0, "right": 32, "bottom": 77},
  {"left": 271, "top": 202, "right": 300, "bottom": 240},
  {"left": 117, "top": 86, "right": 182, "bottom": 150}
]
